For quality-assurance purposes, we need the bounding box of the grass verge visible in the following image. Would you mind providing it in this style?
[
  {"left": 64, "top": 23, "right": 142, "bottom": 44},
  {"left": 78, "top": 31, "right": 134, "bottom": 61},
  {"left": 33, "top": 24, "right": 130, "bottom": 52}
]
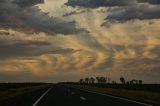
[{"left": 0, "top": 84, "right": 51, "bottom": 101}]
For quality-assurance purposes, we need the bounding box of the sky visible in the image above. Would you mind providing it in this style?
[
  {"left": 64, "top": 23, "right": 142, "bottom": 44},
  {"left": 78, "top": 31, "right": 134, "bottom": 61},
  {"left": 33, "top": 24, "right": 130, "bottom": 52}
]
[{"left": 0, "top": 0, "right": 160, "bottom": 83}]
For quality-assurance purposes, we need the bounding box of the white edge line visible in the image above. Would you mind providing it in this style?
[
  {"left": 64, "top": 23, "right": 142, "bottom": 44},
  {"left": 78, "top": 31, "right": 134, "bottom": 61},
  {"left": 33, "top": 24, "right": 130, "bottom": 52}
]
[
  {"left": 72, "top": 86, "right": 152, "bottom": 106},
  {"left": 80, "top": 96, "right": 87, "bottom": 101},
  {"left": 88, "top": 91, "right": 152, "bottom": 106},
  {"left": 32, "top": 87, "right": 52, "bottom": 106}
]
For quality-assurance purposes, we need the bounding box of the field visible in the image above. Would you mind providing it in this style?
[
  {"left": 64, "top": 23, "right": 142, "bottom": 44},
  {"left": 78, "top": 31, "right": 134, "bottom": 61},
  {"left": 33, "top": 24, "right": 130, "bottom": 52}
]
[
  {"left": 64, "top": 83, "right": 160, "bottom": 104},
  {"left": 0, "top": 83, "right": 51, "bottom": 101}
]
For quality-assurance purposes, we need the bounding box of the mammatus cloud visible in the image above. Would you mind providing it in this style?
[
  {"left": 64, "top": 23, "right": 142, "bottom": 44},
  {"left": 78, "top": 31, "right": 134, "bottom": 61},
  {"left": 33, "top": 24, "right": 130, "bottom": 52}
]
[
  {"left": 0, "top": 0, "right": 160, "bottom": 83},
  {"left": 0, "top": 39, "right": 76, "bottom": 59},
  {"left": 0, "top": 0, "right": 86, "bottom": 35},
  {"left": 0, "top": 29, "right": 78, "bottom": 59}
]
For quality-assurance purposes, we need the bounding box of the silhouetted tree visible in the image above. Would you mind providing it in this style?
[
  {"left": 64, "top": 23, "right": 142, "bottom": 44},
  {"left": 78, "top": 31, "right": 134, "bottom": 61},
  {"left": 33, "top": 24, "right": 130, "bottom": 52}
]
[
  {"left": 135, "top": 80, "right": 138, "bottom": 84},
  {"left": 126, "top": 81, "right": 130, "bottom": 85},
  {"left": 79, "top": 79, "right": 84, "bottom": 83},
  {"left": 112, "top": 81, "right": 117, "bottom": 84},
  {"left": 96, "top": 77, "right": 107, "bottom": 83},
  {"left": 139, "top": 80, "right": 143, "bottom": 84},
  {"left": 85, "top": 78, "right": 89, "bottom": 84},
  {"left": 131, "top": 80, "right": 138, "bottom": 84},
  {"left": 120, "top": 77, "right": 125, "bottom": 84},
  {"left": 96, "top": 77, "right": 101, "bottom": 83},
  {"left": 129, "top": 80, "right": 134, "bottom": 85},
  {"left": 100, "top": 77, "right": 106, "bottom": 83},
  {"left": 90, "top": 77, "right": 95, "bottom": 84}
]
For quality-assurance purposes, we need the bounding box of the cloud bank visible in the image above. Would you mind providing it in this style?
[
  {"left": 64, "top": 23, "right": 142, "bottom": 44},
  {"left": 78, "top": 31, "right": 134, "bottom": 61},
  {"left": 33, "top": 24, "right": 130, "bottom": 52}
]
[
  {"left": 65, "top": 0, "right": 137, "bottom": 8},
  {"left": 105, "top": 3, "right": 160, "bottom": 23},
  {"left": 0, "top": 0, "right": 86, "bottom": 35},
  {"left": 65, "top": 0, "right": 160, "bottom": 24}
]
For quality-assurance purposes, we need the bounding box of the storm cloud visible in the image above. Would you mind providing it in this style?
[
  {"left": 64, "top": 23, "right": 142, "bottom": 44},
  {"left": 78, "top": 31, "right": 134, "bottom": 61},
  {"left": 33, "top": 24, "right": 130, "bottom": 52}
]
[
  {"left": 0, "top": 0, "right": 160, "bottom": 83},
  {"left": 0, "top": 0, "right": 86, "bottom": 35},
  {"left": 0, "top": 40, "right": 76, "bottom": 59},
  {"left": 65, "top": 0, "right": 160, "bottom": 8},
  {"left": 105, "top": 3, "right": 160, "bottom": 23},
  {"left": 65, "top": 0, "right": 137, "bottom": 8},
  {"left": 13, "top": 0, "right": 44, "bottom": 7},
  {"left": 65, "top": 0, "right": 160, "bottom": 23},
  {"left": 138, "top": 0, "right": 160, "bottom": 4}
]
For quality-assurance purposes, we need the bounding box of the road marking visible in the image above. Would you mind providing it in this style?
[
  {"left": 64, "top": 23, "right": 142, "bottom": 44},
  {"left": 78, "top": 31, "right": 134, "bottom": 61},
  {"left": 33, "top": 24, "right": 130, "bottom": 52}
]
[
  {"left": 80, "top": 96, "right": 87, "bottom": 101},
  {"left": 71, "top": 86, "right": 152, "bottom": 106},
  {"left": 86, "top": 91, "right": 152, "bottom": 106},
  {"left": 32, "top": 87, "right": 52, "bottom": 106}
]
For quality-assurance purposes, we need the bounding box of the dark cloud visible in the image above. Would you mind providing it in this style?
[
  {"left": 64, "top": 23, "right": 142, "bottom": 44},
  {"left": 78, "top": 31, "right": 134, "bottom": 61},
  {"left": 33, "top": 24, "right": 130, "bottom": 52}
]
[
  {"left": 13, "top": 0, "right": 44, "bottom": 7},
  {"left": 65, "top": 0, "right": 160, "bottom": 8},
  {"left": 138, "top": 0, "right": 160, "bottom": 4},
  {"left": 105, "top": 4, "right": 160, "bottom": 23},
  {"left": 0, "top": 0, "right": 86, "bottom": 35},
  {"left": 12, "top": 41, "right": 51, "bottom": 46},
  {"left": 65, "top": 0, "right": 160, "bottom": 25},
  {"left": 65, "top": 0, "right": 137, "bottom": 8},
  {"left": 63, "top": 10, "right": 86, "bottom": 17},
  {"left": 0, "top": 40, "right": 76, "bottom": 59}
]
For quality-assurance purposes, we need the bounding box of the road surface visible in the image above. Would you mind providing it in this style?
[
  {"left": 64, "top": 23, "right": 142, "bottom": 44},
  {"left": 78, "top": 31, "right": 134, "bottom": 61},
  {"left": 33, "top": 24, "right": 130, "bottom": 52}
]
[
  {"left": 0, "top": 84, "right": 157, "bottom": 106},
  {"left": 34, "top": 85, "right": 153, "bottom": 106}
]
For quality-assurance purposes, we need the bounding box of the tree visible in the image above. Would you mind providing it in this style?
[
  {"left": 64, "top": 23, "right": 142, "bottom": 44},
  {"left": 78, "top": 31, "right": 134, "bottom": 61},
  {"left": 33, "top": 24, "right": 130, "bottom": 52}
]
[
  {"left": 131, "top": 80, "right": 138, "bottom": 84},
  {"left": 90, "top": 77, "right": 95, "bottom": 84},
  {"left": 120, "top": 77, "right": 125, "bottom": 84},
  {"left": 85, "top": 78, "right": 89, "bottom": 84},
  {"left": 135, "top": 80, "right": 138, "bottom": 84},
  {"left": 126, "top": 81, "right": 130, "bottom": 85},
  {"left": 96, "top": 77, "right": 101, "bottom": 83},
  {"left": 79, "top": 79, "right": 84, "bottom": 83},
  {"left": 96, "top": 77, "right": 106, "bottom": 83},
  {"left": 100, "top": 77, "right": 106, "bottom": 83},
  {"left": 112, "top": 81, "right": 117, "bottom": 84},
  {"left": 139, "top": 80, "right": 143, "bottom": 84}
]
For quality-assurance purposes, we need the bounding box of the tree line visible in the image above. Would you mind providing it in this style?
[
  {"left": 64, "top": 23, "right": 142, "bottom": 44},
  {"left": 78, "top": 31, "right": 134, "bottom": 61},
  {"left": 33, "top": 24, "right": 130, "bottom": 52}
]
[{"left": 79, "top": 77, "right": 143, "bottom": 85}]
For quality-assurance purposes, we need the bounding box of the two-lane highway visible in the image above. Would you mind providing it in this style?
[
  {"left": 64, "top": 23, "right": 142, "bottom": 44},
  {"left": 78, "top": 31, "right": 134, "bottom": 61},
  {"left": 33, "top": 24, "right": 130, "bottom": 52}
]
[{"left": 33, "top": 85, "right": 153, "bottom": 106}]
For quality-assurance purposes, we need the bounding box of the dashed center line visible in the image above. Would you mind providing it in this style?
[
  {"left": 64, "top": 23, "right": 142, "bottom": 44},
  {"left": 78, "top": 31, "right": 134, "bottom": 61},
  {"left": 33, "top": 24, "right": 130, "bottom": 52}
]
[
  {"left": 71, "top": 86, "right": 152, "bottom": 106},
  {"left": 80, "top": 96, "right": 87, "bottom": 101}
]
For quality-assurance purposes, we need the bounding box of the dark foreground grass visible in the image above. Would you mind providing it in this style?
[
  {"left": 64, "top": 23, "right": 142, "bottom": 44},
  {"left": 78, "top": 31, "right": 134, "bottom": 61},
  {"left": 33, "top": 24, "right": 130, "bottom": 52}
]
[
  {"left": 66, "top": 84, "right": 160, "bottom": 105},
  {"left": 0, "top": 83, "right": 51, "bottom": 101},
  {"left": 0, "top": 83, "right": 48, "bottom": 91}
]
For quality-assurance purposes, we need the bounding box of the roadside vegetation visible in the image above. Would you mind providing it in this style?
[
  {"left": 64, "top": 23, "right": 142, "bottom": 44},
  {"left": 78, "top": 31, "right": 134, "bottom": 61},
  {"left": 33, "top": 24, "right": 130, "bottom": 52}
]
[
  {"left": 0, "top": 83, "right": 51, "bottom": 101},
  {"left": 61, "top": 76, "right": 160, "bottom": 105}
]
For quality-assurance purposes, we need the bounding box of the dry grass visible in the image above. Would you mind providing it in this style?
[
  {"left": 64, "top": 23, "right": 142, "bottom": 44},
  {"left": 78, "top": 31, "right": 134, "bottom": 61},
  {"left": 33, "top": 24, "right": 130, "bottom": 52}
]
[{"left": 0, "top": 84, "right": 51, "bottom": 101}]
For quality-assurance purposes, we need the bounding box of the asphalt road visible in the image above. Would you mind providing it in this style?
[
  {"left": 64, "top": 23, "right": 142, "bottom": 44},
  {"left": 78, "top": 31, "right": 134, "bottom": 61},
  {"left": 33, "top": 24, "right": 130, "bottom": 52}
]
[
  {"left": 0, "top": 84, "right": 156, "bottom": 106},
  {"left": 33, "top": 85, "right": 153, "bottom": 106}
]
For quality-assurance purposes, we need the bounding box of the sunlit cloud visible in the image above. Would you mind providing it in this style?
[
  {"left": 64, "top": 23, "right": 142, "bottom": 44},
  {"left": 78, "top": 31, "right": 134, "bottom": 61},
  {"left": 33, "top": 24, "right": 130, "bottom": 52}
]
[{"left": 0, "top": 0, "right": 160, "bottom": 83}]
